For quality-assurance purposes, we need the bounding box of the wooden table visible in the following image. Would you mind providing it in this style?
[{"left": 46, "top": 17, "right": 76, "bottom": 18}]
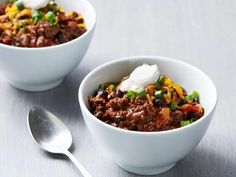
[{"left": 0, "top": 0, "right": 235, "bottom": 176}]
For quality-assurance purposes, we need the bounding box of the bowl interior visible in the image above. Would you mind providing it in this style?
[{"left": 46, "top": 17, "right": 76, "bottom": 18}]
[{"left": 80, "top": 56, "right": 217, "bottom": 119}]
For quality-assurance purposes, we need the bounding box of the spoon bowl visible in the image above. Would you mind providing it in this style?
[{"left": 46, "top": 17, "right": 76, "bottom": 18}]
[
  {"left": 27, "top": 107, "right": 92, "bottom": 177},
  {"left": 28, "top": 107, "right": 72, "bottom": 154}
]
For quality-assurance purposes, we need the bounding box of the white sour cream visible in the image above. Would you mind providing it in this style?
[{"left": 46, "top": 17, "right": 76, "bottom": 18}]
[
  {"left": 22, "top": 0, "right": 50, "bottom": 10},
  {"left": 120, "top": 64, "right": 160, "bottom": 92}
]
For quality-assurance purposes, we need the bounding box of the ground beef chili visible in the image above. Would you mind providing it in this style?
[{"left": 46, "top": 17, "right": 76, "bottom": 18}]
[
  {"left": 0, "top": 1, "right": 86, "bottom": 47},
  {"left": 88, "top": 75, "right": 204, "bottom": 132}
]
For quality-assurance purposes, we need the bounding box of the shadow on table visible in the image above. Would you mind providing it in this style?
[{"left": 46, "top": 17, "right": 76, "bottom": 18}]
[
  {"left": 123, "top": 148, "right": 236, "bottom": 177},
  {"left": 12, "top": 64, "right": 90, "bottom": 121}
]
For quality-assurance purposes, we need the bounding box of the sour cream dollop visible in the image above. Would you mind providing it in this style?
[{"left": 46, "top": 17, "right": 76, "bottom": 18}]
[
  {"left": 22, "top": 0, "right": 50, "bottom": 10},
  {"left": 120, "top": 64, "right": 160, "bottom": 92}
]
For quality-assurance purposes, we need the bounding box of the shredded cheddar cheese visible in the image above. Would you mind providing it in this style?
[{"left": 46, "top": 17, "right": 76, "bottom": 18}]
[
  {"left": 0, "top": 23, "right": 11, "bottom": 30},
  {"left": 16, "top": 9, "right": 32, "bottom": 18}
]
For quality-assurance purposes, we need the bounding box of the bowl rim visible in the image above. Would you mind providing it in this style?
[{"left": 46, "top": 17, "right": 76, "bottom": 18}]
[
  {"left": 0, "top": 0, "right": 96, "bottom": 50},
  {"left": 78, "top": 55, "right": 218, "bottom": 135}
]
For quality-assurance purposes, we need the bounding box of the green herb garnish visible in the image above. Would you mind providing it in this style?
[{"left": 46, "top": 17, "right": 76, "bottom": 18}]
[
  {"left": 155, "top": 90, "right": 163, "bottom": 99},
  {"left": 44, "top": 11, "right": 57, "bottom": 25},
  {"left": 169, "top": 103, "right": 179, "bottom": 111},
  {"left": 49, "top": 5, "right": 59, "bottom": 13},
  {"left": 184, "top": 90, "right": 200, "bottom": 103},
  {"left": 180, "top": 120, "right": 190, "bottom": 127},
  {"left": 190, "top": 118, "right": 196, "bottom": 123},
  {"left": 32, "top": 10, "right": 42, "bottom": 24},
  {"left": 191, "top": 91, "right": 199, "bottom": 101},
  {"left": 157, "top": 74, "right": 165, "bottom": 84},
  {"left": 16, "top": 0, "right": 24, "bottom": 10},
  {"left": 155, "top": 82, "right": 161, "bottom": 90},
  {"left": 137, "top": 90, "right": 146, "bottom": 97},
  {"left": 127, "top": 91, "right": 136, "bottom": 99},
  {"left": 184, "top": 94, "right": 193, "bottom": 103}
]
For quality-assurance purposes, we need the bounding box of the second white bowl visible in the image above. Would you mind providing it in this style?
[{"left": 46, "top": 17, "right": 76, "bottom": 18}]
[
  {"left": 79, "top": 56, "right": 217, "bottom": 175},
  {"left": 0, "top": 0, "right": 96, "bottom": 91}
]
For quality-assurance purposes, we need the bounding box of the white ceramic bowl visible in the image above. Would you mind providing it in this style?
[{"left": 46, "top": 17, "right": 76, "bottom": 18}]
[
  {"left": 0, "top": 0, "right": 96, "bottom": 91},
  {"left": 79, "top": 56, "right": 217, "bottom": 175}
]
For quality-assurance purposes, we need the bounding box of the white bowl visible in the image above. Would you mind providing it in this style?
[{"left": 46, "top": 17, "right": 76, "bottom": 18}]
[
  {"left": 79, "top": 56, "right": 217, "bottom": 175},
  {"left": 0, "top": 0, "right": 96, "bottom": 91}
]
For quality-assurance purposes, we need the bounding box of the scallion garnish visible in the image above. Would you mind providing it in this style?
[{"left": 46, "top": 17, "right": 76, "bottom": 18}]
[
  {"left": 16, "top": 0, "right": 24, "bottom": 10},
  {"left": 157, "top": 74, "right": 165, "bottom": 84},
  {"left": 169, "top": 103, "right": 178, "bottom": 111},
  {"left": 137, "top": 90, "right": 146, "bottom": 97},
  {"left": 49, "top": 5, "right": 59, "bottom": 13},
  {"left": 191, "top": 91, "right": 199, "bottom": 101},
  {"left": 155, "top": 82, "right": 161, "bottom": 90},
  {"left": 127, "top": 91, "right": 136, "bottom": 99},
  {"left": 184, "top": 90, "right": 200, "bottom": 103},
  {"left": 180, "top": 120, "right": 190, "bottom": 127},
  {"left": 44, "top": 11, "right": 57, "bottom": 25},
  {"left": 155, "top": 90, "right": 163, "bottom": 99},
  {"left": 184, "top": 95, "right": 193, "bottom": 103},
  {"left": 190, "top": 118, "right": 196, "bottom": 123},
  {"left": 32, "top": 10, "right": 42, "bottom": 24}
]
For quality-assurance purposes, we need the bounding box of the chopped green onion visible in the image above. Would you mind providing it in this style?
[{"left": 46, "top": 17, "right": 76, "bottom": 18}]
[
  {"left": 9, "top": 0, "right": 17, "bottom": 3},
  {"left": 180, "top": 120, "right": 190, "bottom": 127},
  {"left": 32, "top": 16, "right": 40, "bottom": 24},
  {"left": 169, "top": 103, "right": 178, "bottom": 111},
  {"left": 190, "top": 118, "right": 196, "bottom": 123},
  {"left": 184, "top": 91, "right": 200, "bottom": 103},
  {"left": 32, "top": 10, "right": 40, "bottom": 18},
  {"left": 191, "top": 91, "right": 199, "bottom": 101},
  {"left": 137, "top": 90, "right": 146, "bottom": 97},
  {"left": 49, "top": 5, "right": 59, "bottom": 13},
  {"left": 32, "top": 10, "right": 42, "bottom": 24},
  {"left": 155, "top": 90, "right": 163, "bottom": 99},
  {"left": 44, "top": 11, "right": 57, "bottom": 25},
  {"left": 184, "top": 94, "right": 193, "bottom": 103},
  {"left": 122, "top": 76, "right": 129, "bottom": 80},
  {"left": 155, "top": 82, "right": 161, "bottom": 90},
  {"left": 127, "top": 91, "right": 136, "bottom": 100},
  {"left": 157, "top": 74, "right": 165, "bottom": 84},
  {"left": 16, "top": 0, "right": 24, "bottom": 10}
]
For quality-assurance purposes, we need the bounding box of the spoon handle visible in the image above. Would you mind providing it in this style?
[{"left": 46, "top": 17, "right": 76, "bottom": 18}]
[{"left": 65, "top": 150, "right": 92, "bottom": 177}]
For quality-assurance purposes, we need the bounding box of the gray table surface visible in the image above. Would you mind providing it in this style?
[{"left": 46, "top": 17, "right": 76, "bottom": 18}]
[{"left": 0, "top": 0, "right": 236, "bottom": 177}]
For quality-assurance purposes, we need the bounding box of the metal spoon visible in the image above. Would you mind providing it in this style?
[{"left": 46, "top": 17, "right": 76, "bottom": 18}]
[{"left": 27, "top": 107, "right": 92, "bottom": 177}]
